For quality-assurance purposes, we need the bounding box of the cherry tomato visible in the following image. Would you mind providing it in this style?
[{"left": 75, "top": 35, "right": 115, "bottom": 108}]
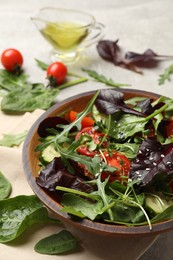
[
  {"left": 76, "top": 127, "right": 105, "bottom": 157},
  {"left": 69, "top": 110, "right": 95, "bottom": 128},
  {"left": 47, "top": 62, "right": 67, "bottom": 86},
  {"left": 101, "top": 151, "right": 131, "bottom": 183},
  {"left": 1, "top": 48, "right": 23, "bottom": 73},
  {"left": 165, "top": 120, "right": 173, "bottom": 137}
]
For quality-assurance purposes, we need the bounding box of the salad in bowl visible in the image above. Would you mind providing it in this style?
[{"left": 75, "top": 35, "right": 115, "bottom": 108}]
[{"left": 23, "top": 89, "right": 173, "bottom": 235}]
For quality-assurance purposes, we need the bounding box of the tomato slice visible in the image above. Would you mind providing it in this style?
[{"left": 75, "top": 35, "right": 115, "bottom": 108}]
[
  {"left": 101, "top": 151, "right": 131, "bottom": 183},
  {"left": 165, "top": 120, "right": 173, "bottom": 137},
  {"left": 70, "top": 111, "right": 94, "bottom": 128},
  {"left": 76, "top": 127, "right": 104, "bottom": 157}
]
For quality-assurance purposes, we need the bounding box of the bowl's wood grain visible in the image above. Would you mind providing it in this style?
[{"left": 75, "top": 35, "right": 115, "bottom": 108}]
[{"left": 23, "top": 89, "right": 173, "bottom": 237}]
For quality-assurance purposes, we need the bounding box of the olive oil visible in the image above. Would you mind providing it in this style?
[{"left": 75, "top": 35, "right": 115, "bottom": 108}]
[{"left": 41, "top": 21, "right": 88, "bottom": 51}]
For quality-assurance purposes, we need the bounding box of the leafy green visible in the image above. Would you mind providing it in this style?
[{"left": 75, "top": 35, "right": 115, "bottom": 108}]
[
  {"left": 0, "top": 69, "right": 29, "bottom": 92},
  {"left": 0, "top": 195, "right": 58, "bottom": 243},
  {"left": 61, "top": 193, "right": 104, "bottom": 220},
  {"left": 34, "top": 230, "right": 77, "bottom": 255},
  {"left": 0, "top": 130, "right": 27, "bottom": 147},
  {"left": 109, "top": 103, "right": 168, "bottom": 141},
  {"left": 1, "top": 83, "right": 59, "bottom": 114},
  {"left": 158, "top": 64, "right": 173, "bottom": 85},
  {"left": 82, "top": 68, "right": 130, "bottom": 87},
  {"left": 0, "top": 171, "right": 12, "bottom": 200},
  {"left": 35, "top": 91, "right": 100, "bottom": 152},
  {"left": 35, "top": 59, "right": 48, "bottom": 70}
]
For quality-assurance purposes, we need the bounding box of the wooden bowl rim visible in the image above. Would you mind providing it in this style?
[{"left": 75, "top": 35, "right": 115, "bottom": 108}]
[{"left": 22, "top": 88, "right": 173, "bottom": 237}]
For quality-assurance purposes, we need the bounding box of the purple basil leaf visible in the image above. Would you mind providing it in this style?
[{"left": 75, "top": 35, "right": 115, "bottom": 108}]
[
  {"left": 130, "top": 138, "right": 173, "bottom": 186},
  {"left": 37, "top": 117, "right": 69, "bottom": 138},
  {"left": 95, "top": 89, "right": 145, "bottom": 116},
  {"left": 137, "top": 98, "right": 154, "bottom": 115},
  {"left": 96, "top": 39, "right": 120, "bottom": 62},
  {"left": 125, "top": 49, "right": 158, "bottom": 64},
  {"left": 36, "top": 157, "right": 93, "bottom": 193},
  {"left": 97, "top": 40, "right": 173, "bottom": 73}
]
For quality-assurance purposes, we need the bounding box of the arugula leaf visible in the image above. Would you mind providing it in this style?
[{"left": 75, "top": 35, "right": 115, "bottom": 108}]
[
  {"left": 158, "top": 64, "right": 173, "bottom": 85},
  {"left": 82, "top": 68, "right": 130, "bottom": 87},
  {"left": 0, "top": 195, "right": 58, "bottom": 243},
  {"left": 35, "top": 91, "right": 100, "bottom": 152},
  {"left": 0, "top": 171, "right": 12, "bottom": 200},
  {"left": 0, "top": 130, "right": 27, "bottom": 147},
  {"left": 92, "top": 176, "right": 114, "bottom": 220},
  {"left": 34, "top": 230, "right": 77, "bottom": 255},
  {"left": 35, "top": 59, "right": 48, "bottom": 70}
]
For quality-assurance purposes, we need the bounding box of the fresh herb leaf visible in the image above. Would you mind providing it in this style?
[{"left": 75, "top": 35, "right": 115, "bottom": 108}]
[
  {"left": 35, "top": 91, "right": 100, "bottom": 152},
  {"left": 97, "top": 40, "right": 173, "bottom": 73},
  {"left": 36, "top": 157, "right": 93, "bottom": 193},
  {"left": 35, "top": 59, "right": 48, "bottom": 70},
  {"left": 95, "top": 89, "right": 145, "bottom": 116},
  {"left": 61, "top": 193, "right": 104, "bottom": 220},
  {"left": 130, "top": 138, "right": 173, "bottom": 186},
  {"left": 0, "top": 195, "right": 58, "bottom": 243},
  {"left": 82, "top": 68, "right": 130, "bottom": 87},
  {"left": 34, "top": 230, "right": 77, "bottom": 255},
  {"left": 0, "top": 69, "right": 29, "bottom": 92},
  {"left": 158, "top": 64, "right": 173, "bottom": 85},
  {"left": 0, "top": 171, "right": 12, "bottom": 200},
  {"left": 1, "top": 83, "right": 59, "bottom": 114},
  {"left": 0, "top": 130, "right": 27, "bottom": 147}
]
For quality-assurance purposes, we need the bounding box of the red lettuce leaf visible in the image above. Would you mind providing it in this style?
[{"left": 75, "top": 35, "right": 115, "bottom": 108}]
[
  {"left": 130, "top": 137, "right": 173, "bottom": 186},
  {"left": 37, "top": 117, "right": 69, "bottom": 138},
  {"left": 95, "top": 89, "right": 145, "bottom": 116},
  {"left": 36, "top": 157, "right": 93, "bottom": 193},
  {"left": 97, "top": 40, "right": 173, "bottom": 73}
]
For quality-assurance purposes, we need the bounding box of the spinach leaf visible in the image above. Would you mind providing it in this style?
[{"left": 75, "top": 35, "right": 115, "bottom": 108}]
[
  {"left": 0, "top": 130, "right": 27, "bottom": 147},
  {"left": 61, "top": 193, "right": 104, "bottom": 220},
  {"left": 1, "top": 83, "right": 59, "bottom": 114},
  {"left": 0, "top": 195, "right": 58, "bottom": 243},
  {"left": 110, "top": 142, "right": 140, "bottom": 160},
  {"left": 110, "top": 201, "right": 145, "bottom": 224},
  {"left": 0, "top": 69, "right": 29, "bottom": 92},
  {"left": 0, "top": 171, "right": 12, "bottom": 200},
  {"left": 34, "top": 230, "right": 77, "bottom": 255},
  {"left": 109, "top": 114, "right": 147, "bottom": 141}
]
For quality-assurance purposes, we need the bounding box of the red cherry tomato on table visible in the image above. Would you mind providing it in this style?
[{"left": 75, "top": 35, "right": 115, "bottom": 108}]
[
  {"left": 69, "top": 110, "right": 95, "bottom": 128},
  {"left": 1, "top": 48, "right": 23, "bottom": 73},
  {"left": 47, "top": 62, "right": 67, "bottom": 86},
  {"left": 101, "top": 151, "right": 131, "bottom": 183}
]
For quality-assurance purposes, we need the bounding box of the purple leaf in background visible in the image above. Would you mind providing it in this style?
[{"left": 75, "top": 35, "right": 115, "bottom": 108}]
[{"left": 97, "top": 40, "right": 173, "bottom": 73}]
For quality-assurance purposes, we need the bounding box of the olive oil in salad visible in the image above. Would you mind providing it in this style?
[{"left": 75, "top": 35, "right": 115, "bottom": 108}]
[{"left": 41, "top": 21, "right": 88, "bottom": 51}]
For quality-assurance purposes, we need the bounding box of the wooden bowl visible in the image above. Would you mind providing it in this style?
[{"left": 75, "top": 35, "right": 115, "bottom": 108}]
[{"left": 22, "top": 89, "right": 173, "bottom": 237}]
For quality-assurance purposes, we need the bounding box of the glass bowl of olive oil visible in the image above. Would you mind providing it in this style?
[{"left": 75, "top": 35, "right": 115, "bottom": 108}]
[{"left": 31, "top": 7, "right": 104, "bottom": 64}]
